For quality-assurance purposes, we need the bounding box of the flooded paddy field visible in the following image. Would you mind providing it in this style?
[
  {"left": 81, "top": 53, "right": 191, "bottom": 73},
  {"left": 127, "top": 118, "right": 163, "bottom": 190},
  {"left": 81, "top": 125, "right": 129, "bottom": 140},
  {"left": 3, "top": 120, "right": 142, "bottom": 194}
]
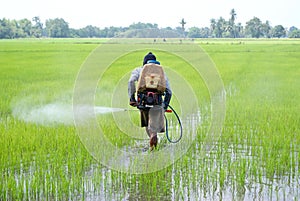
[{"left": 0, "top": 39, "right": 299, "bottom": 200}]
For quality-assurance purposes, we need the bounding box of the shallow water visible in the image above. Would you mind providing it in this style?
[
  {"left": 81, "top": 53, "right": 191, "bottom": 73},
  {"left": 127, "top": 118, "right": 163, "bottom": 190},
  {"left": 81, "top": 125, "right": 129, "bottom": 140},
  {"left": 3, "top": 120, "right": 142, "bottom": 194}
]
[
  {"left": 5, "top": 133, "right": 299, "bottom": 200},
  {"left": 7, "top": 103, "right": 300, "bottom": 200},
  {"left": 77, "top": 142, "right": 299, "bottom": 201}
]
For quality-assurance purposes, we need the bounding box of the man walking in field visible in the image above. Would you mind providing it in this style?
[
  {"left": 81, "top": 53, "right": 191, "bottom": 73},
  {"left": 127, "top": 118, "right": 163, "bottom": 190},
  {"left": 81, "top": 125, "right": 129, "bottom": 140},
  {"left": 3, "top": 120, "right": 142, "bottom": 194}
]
[{"left": 128, "top": 52, "right": 172, "bottom": 149}]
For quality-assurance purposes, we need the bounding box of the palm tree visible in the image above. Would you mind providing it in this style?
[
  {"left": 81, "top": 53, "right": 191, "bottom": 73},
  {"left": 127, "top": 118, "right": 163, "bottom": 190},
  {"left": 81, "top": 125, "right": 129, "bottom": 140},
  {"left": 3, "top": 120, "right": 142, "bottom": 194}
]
[
  {"left": 230, "top": 9, "right": 237, "bottom": 25},
  {"left": 210, "top": 19, "right": 216, "bottom": 37},
  {"left": 236, "top": 22, "right": 243, "bottom": 37},
  {"left": 216, "top": 17, "right": 226, "bottom": 38},
  {"left": 179, "top": 18, "right": 186, "bottom": 37},
  {"left": 229, "top": 9, "right": 237, "bottom": 38}
]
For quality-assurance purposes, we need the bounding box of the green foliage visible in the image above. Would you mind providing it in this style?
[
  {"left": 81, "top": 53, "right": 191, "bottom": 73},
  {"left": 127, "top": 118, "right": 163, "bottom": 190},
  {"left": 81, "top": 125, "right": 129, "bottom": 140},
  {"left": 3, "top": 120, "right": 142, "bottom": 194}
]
[
  {"left": 45, "top": 18, "right": 69, "bottom": 38},
  {"left": 288, "top": 29, "right": 300, "bottom": 38},
  {"left": 0, "top": 9, "right": 299, "bottom": 39},
  {"left": 187, "top": 27, "right": 210, "bottom": 38},
  {"left": 288, "top": 26, "right": 300, "bottom": 38},
  {"left": 245, "top": 17, "right": 264, "bottom": 38},
  {"left": 272, "top": 25, "right": 286, "bottom": 38}
]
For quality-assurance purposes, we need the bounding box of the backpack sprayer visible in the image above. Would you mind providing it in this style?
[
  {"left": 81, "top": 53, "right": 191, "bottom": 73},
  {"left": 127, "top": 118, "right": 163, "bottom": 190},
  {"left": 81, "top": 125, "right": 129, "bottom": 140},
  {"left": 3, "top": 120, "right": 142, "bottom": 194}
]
[{"left": 128, "top": 60, "right": 183, "bottom": 143}]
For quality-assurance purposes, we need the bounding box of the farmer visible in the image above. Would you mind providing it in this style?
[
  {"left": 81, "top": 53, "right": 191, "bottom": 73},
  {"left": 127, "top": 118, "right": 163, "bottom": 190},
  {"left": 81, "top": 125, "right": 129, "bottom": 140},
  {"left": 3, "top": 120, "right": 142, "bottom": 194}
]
[{"left": 128, "top": 52, "right": 172, "bottom": 149}]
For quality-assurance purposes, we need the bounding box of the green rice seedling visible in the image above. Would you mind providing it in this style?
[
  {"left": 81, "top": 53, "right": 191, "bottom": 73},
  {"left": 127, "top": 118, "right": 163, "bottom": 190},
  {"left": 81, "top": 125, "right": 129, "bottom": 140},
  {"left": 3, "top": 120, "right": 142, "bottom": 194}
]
[
  {"left": 199, "top": 39, "right": 300, "bottom": 199},
  {"left": 0, "top": 39, "right": 101, "bottom": 200}
]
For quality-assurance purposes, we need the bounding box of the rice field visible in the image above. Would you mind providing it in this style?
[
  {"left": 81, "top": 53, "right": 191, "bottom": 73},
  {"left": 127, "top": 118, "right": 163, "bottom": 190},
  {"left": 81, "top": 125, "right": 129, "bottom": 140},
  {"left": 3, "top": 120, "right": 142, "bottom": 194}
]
[{"left": 0, "top": 38, "right": 299, "bottom": 200}]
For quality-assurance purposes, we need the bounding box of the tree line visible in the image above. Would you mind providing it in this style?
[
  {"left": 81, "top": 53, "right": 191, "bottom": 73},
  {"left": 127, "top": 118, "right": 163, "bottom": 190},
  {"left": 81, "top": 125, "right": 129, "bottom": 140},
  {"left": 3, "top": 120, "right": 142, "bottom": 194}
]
[{"left": 1, "top": 9, "right": 300, "bottom": 39}]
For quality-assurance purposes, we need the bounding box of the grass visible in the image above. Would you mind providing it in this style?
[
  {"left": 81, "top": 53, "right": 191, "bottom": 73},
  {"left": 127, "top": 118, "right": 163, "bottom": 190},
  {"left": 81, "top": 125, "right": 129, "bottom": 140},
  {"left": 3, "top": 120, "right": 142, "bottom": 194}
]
[{"left": 0, "top": 38, "right": 299, "bottom": 200}]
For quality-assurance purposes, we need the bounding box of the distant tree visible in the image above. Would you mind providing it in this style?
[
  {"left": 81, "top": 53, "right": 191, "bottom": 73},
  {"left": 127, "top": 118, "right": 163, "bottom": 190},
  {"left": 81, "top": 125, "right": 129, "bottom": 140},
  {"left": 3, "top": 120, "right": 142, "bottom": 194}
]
[
  {"left": 0, "top": 15, "right": 298, "bottom": 39},
  {"left": 120, "top": 27, "right": 180, "bottom": 38},
  {"left": 79, "top": 25, "right": 101, "bottom": 37},
  {"left": 45, "top": 18, "right": 69, "bottom": 37},
  {"left": 229, "top": 9, "right": 237, "bottom": 25},
  {"left": 107, "top": 26, "right": 122, "bottom": 37},
  {"left": 210, "top": 18, "right": 217, "bottom": 37},
  {"left": 69, "top": 28, "right": 80, "bottom": 38},
  {"left": 271, "top": 25, "right": 286, "bottom": 38},
  {"left": 245, "top": 17, "right": 264, "bottom": 38},
  {"left": 32, "top": 16, "right": 43, "bottom": 28},
  {"left": 187, "top": 27, "right": 201, "bottom": 38},
  {"left": 261, "top": 20, "right": 272, "bottom": 38},
  {"left": 164, "top": 27, "right": 173, "bottom": 31},
  {"left": 0, "top": 18, "right": 15, "bottom": 38},
  {"left": 128, "top": 22, "right": 158, "bottom": 30},
  {"left": 288, "top": 26, "right": 300, "bottom": 38},
  {"left": 289, "top": 26, "right": 298, "bottom": 33},
  {"left": 179, "top": 18, "right": 187, "bottom": 37},
  {"left": 10, "top": 20, "right": 22, "bottom": 38},
  {"left": 288, "top": 29, "right": 300, "bottom": 38},
  {"left": 215, "top": 17, "right": 227, "bottom": 38},
  {"left": 201, "top": 27, "right": 210, "bottom": 38},
  {"left": 174, "top": 26, "right": 183, "bottom": 34},
  {"left": 98, "top": 28, "right": 108, "bottom": 37},
  {"left": 32, "top": 16, "right": 43, "bottom": 38},
  {"left": 229, "top": 9, "right": 237, "bottom": 37},
  {"left": 235, "top": 22, "right": 244, "bottom": 37},
  {"left": 159, "top": 28, "right": 181, "bottom": 38},
  {"left": 18, "top": 18, "right": 32, "bottom": 37}
]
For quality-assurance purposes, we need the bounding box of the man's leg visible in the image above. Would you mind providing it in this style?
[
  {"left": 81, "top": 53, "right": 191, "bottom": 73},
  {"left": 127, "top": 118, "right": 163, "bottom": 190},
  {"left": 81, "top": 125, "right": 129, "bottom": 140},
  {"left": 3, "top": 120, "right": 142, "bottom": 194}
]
[
  {"left": 145, "top": 127, "right": 151, "bottom": 137},
  {"left": 148, "top": 105, "right": 165, "bottom": 148}
]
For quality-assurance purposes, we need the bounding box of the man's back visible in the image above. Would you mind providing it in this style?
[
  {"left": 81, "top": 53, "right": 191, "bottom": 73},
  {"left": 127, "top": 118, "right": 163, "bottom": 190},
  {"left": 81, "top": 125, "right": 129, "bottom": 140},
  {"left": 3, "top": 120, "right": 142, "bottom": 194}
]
[{"left": 137, "top": 63, "right": 166, "bottom": 94}]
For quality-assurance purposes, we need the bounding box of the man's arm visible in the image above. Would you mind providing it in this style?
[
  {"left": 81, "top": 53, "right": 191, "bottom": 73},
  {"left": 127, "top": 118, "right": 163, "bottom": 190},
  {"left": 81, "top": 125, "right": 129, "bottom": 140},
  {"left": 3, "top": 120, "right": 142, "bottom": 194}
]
[
  {"left": 128, "top": 68, "right": 141, "bottom": 97},
  {"left": 128, "top": 68, "right": 141, "bottom": 106},
  {"left": 163, "top": 74, "right": 172, "bottom": 109}
]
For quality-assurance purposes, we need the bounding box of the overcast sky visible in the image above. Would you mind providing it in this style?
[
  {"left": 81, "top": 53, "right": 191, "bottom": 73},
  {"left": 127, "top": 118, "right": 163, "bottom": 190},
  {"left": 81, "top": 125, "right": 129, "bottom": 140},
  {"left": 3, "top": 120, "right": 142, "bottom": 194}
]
[{"left": 1, "top": 0, "right": 299, "bottom": 29}]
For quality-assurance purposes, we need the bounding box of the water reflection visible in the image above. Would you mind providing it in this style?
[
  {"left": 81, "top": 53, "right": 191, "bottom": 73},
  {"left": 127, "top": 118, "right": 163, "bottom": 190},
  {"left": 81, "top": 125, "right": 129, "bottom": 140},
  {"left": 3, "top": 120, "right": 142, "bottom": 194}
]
[
  {"left": 79, "top": 129, "right": 299, "bottom": 201},
  {"left": 5, "top": 111, "right": 299, "bottom": 200}
]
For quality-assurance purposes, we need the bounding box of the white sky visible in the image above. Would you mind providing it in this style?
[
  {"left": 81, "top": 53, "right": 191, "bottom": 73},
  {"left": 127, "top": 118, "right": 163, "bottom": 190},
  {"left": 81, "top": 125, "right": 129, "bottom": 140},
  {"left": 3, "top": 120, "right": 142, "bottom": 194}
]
[{"left": 1, "top": 0, "right": 299, "bottom": 29}]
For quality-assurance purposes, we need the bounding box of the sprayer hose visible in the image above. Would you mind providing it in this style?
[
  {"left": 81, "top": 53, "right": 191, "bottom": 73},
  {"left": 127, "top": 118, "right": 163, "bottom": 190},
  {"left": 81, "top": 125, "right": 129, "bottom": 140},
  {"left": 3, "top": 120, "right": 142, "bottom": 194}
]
[{"left": 164, "top": 105, "right": 183, "bottom": 143}]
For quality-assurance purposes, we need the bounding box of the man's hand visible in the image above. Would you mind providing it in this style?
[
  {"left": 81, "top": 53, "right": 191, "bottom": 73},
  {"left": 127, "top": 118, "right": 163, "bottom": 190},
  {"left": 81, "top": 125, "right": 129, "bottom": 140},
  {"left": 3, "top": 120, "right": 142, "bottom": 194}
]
[
  {"left": 163, "top": 89, "right": 172, "bottom": 110},
  {"left": 130, "top": 101, "right": 138, "bottom": 107},
  {"left": 162, "top": 102, "right": 168, "bottom": 110},
  {"left": 129, "top": 94, "right": 137, "bottom": 107}
]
